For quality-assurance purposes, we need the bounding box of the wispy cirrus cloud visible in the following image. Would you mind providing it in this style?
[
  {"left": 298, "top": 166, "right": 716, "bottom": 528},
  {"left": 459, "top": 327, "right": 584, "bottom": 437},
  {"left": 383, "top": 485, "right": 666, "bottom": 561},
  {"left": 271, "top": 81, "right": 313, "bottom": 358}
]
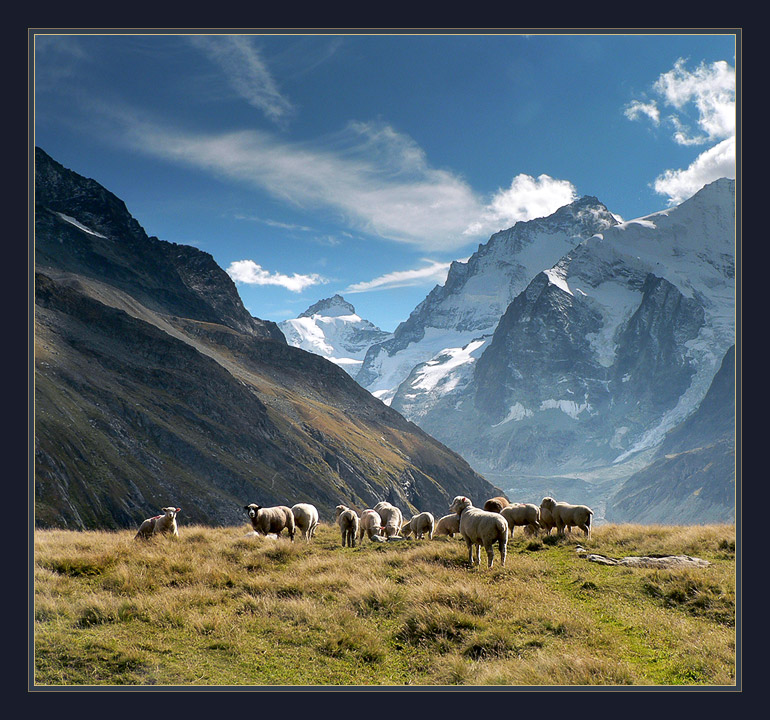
[
  {"left": 625, "top": 58, "right": 735, "bottom": 205},
  {"left": 107, "top": 110, "right": 576, "bottom": 252},
  {"left": 226, "top": 259, "right": 327, "bottom": 293},
  {"left": 345, "top": 259, "right": 452, "bottom": 293},
  {"left": 189, "top": 35, "right": 294, "bottom": 123}
]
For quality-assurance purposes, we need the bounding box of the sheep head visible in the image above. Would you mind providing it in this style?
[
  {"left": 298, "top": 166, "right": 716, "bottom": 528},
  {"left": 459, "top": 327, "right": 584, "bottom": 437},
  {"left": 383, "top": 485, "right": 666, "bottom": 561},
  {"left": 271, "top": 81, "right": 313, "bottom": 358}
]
[
  {"left": 244, "top": 503, "right": 261, "bottom": 519},
  {"left": 161, "top": 507, "right": 180, "bottom": 518},
  {"left": 450, "top": 496, "right": 472, "bottom": 515},
  {"left": 540, "top": 497, "right": 556, "bottom": 510}
]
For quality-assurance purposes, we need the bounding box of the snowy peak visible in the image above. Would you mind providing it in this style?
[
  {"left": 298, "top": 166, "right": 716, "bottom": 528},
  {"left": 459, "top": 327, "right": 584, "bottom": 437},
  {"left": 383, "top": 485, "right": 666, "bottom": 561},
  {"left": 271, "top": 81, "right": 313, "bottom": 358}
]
[
  {"left": 357, "top": 194, "right": 619, "bottom": 402},
  {"left": 279, "top": 296, "right": 392, "bottom": 376},
  {"left": 299, "top": 294, "right": 357, "bottom": 319}
]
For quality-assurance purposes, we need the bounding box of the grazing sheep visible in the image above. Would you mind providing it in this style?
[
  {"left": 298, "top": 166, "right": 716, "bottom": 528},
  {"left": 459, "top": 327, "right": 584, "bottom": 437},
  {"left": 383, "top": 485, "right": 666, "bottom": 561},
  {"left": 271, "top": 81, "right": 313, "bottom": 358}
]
[
  {"left": 483, "top": 496, "right": 511, "bottom": 513},
  {"left": 243, "top": 503, "right": 296, "bottom": 541},
  {"left": 449, "top": 496, "right": 508, "bottom": 568},
  {"left": 401, "top": 511, "right": 435, "bottom": 540},
  {"left": 500, "top": 503, "right": 541, "bottom": 538},
  {"left": 538, "top": 502, "right": 556, "bottom": 535},
  {"left": 433, "top": 513, "right": 461, "bottom": 538},
  {"left": 335, "top": 505, "right": 359, "bottom": 547},
  {"left": 540, "top": 496, "right": 593, "bottom": 538},
  {"left": 135, "top": 506, "right": 180, "bottom": 540},
  {"left": 358, "top": 509, "right": 383, "bottom": 541},
  {"left": 291, "top": 503, "right": 319, "bottom": 542},
  {"left": 373, "top": 501, "right": 403, "bottom": 538}
]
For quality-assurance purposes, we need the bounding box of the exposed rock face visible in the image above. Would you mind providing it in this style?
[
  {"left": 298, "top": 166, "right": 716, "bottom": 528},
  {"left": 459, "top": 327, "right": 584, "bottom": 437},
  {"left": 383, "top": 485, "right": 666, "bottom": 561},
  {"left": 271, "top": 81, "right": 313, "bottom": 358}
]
[
  {"left": 407, "top": 181, "right": 735, "bottom": 491},
  {"left": 34, "top": 147, "right": 285, "bottom": 342},
  {"left": 33, "top": 148, "right": 500, "bottom": 530},
  {"left": 357, "top": 196, "right": 619, "bottom": 403},
  {"left": 606, "top": 345, "right": 736, "bottom": 524}
]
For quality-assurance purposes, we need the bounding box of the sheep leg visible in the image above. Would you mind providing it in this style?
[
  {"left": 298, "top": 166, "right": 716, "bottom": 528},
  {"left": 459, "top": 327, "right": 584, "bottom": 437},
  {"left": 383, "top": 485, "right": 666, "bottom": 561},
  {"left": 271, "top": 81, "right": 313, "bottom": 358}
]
[
  {"left": 485, "top": 543, "right": 494, "bottom": 569},
  {"left": 465, "top": 538, "right": 474, "bottom": 565},
  {"left": 499, "top": 539, "right": 507, "bottom": 567}
]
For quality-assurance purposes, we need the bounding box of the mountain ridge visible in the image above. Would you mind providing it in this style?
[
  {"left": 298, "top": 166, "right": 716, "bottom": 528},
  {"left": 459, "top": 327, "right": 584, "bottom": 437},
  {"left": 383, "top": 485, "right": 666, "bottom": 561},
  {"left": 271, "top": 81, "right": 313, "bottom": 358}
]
[{"left": 33, "top": 148, "right": 500, "bottom": 529}]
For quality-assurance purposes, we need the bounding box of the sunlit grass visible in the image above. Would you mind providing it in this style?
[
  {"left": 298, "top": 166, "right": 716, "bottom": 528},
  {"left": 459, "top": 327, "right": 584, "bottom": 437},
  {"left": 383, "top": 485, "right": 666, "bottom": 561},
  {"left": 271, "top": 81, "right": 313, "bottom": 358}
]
[{"left": 33, "top": 522, "right": 737, "bottom": 687}]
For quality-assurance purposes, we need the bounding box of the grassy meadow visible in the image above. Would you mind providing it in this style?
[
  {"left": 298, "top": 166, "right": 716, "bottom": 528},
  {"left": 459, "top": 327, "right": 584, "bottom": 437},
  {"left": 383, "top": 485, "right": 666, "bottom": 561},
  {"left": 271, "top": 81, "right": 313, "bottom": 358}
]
[{"left": 32, "top": 521, "right": 737, "bottom": 687}]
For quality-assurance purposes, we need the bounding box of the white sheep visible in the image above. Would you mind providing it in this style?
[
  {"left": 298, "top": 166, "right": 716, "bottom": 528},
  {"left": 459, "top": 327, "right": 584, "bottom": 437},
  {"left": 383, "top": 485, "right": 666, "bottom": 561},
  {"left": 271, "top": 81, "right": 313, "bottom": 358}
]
[
  {"left": 433, "top": 513, "right": 461, "bottom": 538},
  {"left": 335, "top": 505, "right": 360, "bottom": 547},
  {"left": 449, "top": 496, "right": 508, "bottom": 568},
  {"left": 538, "top": 502, "right": 556, "bottom": 535},
  {"left": 500, "top": 503, "right": 541, "bottom": 538},
  {"left": 358, "top": 509, "right": 383, "bottom": 541},
  {"left": 482, "top": 496, "right": 510, "bottom": 513},
  {"left": 373, "top": 501, "right": 403, "bottom": 538},
  {"left": 401, "top": 511, "right": 435, "bottom": 540},
  {"left": 540, "top": 496, "right": 593, "bottom": 538},
  {"left": 135, "top": 506, "right": 180, "bottom": 540},
  {"left": 291, "top": 503, "right": 319, "bottom": 542},
  {"left": 243, "top": 503, "right": 296, "bottom": 541}
]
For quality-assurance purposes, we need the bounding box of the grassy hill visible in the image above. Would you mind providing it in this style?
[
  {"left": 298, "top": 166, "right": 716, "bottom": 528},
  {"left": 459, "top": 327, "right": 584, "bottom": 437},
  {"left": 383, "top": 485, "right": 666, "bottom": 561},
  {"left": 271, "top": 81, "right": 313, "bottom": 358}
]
[{"left": 33, "top": 522, "right": 736, "bottom": 687}]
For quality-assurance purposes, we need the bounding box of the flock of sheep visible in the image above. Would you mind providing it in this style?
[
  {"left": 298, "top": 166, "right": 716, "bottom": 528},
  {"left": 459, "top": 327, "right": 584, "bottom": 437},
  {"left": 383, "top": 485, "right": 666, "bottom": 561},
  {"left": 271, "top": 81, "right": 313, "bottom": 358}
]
[{"left": 135, "top": 495, "right": 593, "bottom": 569}]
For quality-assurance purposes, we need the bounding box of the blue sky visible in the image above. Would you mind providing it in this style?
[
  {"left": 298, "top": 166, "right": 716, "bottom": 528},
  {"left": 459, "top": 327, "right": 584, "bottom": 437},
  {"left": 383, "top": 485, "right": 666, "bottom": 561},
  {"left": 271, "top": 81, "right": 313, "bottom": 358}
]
[{"left": 33, "top": 31, "right": 737, "bottom": 332}]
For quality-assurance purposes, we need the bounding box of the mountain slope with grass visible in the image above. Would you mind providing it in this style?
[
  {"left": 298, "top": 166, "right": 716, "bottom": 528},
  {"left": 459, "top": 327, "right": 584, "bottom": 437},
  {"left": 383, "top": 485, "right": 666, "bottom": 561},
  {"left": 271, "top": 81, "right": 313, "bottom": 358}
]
[{"left": 33, "top": 148, "right": 499, "bottom": 530}]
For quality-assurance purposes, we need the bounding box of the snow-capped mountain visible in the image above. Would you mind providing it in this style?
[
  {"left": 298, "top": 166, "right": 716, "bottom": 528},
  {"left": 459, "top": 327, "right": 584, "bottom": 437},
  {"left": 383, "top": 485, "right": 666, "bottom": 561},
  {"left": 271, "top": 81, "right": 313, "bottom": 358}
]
[
  {"left": 357, "top": 196, "right": 619, "bottom": 404},
  {"left": 414, "top": 178, "right": 735, "bottom": 484},
  {"left": 279, "top": 295, "right": 392, "bottom": 376}
]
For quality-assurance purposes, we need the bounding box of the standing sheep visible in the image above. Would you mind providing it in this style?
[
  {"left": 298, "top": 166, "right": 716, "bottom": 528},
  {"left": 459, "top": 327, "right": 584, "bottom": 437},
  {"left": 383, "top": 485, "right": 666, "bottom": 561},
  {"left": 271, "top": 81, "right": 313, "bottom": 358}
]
[
  {"left": 244, "top": 503, "right": 296, "bottom": 541},
  {"left": 449, "top": 496, "right": 508, "bottom": 569},
  {"left": 135, "top": 506, "right": 181, "bottom": 540},
  {"left": 483, "top": 496, "right": 511, "bottom": 513},
  {"left": 291, "top": 503, "right": 319, "bottom": 542},
  {"left": 500, "top": 503, "right": 541, "bottom": 538},
  {"left": 335, "top": 505, "right": 359, "bottom": 547},
  {"left": 358, "top": 509, "right": 383, "bottom": 541},
  {"left": 538, "top": 502, "right": 556, "bottom": 535},
  {"left": 540, "top": 497, "right": 593, "bottom": 538},
  {"left": 401, "top": 511, "right": 435, "bottom": 540},
  {"left": 373, "top": 501, "right": 403, "bottom": 538},
  {"left": 433, "top": 513, "right": 461, "bottom": 538}
]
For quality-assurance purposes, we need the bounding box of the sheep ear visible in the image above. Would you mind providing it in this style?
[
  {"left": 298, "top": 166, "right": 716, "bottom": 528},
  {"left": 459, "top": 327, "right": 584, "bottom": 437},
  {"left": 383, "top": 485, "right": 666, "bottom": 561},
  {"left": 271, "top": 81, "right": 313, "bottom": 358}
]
[{"left": 176, "top": 508, "right": 181, "bottom": 513}]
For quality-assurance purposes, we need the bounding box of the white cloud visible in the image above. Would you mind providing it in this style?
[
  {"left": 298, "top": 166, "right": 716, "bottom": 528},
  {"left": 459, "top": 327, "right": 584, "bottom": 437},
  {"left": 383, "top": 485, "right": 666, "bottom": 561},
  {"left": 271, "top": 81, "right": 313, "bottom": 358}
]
[
  {"left": 189, "top": 36, "right": 293, "bottom": 123},
  {"left": 653, "top": 136, "right": 736, "bottom": 205},
  {"left": 626, "top": 58, "right": 736, "bottom": 206},
  {"left": 624, "top": 100, "right": 660, "bottom": 125},
  {"left": 346, "top": 260, "right": 451, "bottom": 293},
  {"left": 102, "top": 106, "right": 580, "bottom": 251},
  {"left": 486, "top": 174, "right": 577, "bottom": 226},
  {"left": 653, "top": 58, "right": 735, "bottom": 144},
  {"left": 226, "top": 260, "right": 327, "bottom": 292}
]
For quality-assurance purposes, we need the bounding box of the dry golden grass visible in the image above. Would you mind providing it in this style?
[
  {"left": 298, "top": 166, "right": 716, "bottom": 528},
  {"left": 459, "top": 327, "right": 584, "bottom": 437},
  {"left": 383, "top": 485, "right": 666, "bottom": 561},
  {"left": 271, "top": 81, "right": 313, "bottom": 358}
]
[{"left": 32, "top": 522, "right": 737, "bottom": 687}]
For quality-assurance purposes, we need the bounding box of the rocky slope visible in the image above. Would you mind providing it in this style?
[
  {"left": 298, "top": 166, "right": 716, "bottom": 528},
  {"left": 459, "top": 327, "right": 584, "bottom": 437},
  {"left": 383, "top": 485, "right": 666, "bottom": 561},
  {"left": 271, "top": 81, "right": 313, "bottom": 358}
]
[
  {"left": 606, "top": 345, "right": 736, "bottom": 524},
  {"left": 358, "top": 196, "right": 619, "bottom": 406},
  {"left": 409, "top": 179, "right": 735, "bottom": 522},
  {"left": 33, "top": 148, "right": 499, "bottom": 530}
]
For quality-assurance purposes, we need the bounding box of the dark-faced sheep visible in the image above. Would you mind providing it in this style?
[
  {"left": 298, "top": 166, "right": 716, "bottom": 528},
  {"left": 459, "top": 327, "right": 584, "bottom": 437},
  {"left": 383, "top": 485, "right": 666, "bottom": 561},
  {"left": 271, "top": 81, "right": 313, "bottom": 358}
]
[
  {"left": 540, "top": 496, "right": 593, "bottom": 538},
  {"left": 358, "top": 509, "right": 383, "bottom": 541},
  {"left": 500, "top": 503, "right": 541, "bottom": 538},
  {"left": 335, "top": 505, "right": 359, "bottom": 547},
  {"left": 450, "top": 496, "right": 508, "bottom": 569},
  {"left": 433, "top": 513, "right": 461, "bottom": 538},
  {"left": 373, "top": 501, "right": 403, "bottom": 538},
  {"left": 244, "top": 503, "right": 296, "bottom": 541},
  {"left": 401, "top": 511, "right": 435, "bottom": 540},
  {"left": 483, "top": 496, "right": 510, "bottom": 513},
  {"left": 135, "top": 507, "right": 180, "bottom": 540},
  {"left": 291, "top": 503, "right": 319, "bottom": 542}
]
